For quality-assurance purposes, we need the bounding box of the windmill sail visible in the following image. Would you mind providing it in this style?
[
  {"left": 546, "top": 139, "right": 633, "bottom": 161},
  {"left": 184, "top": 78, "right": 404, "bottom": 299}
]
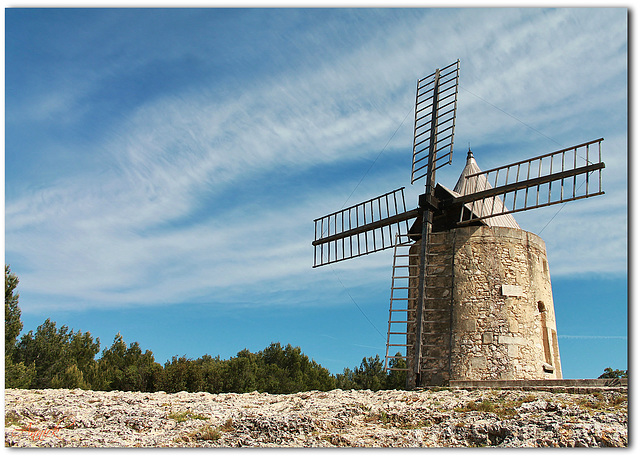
[
  {"left": 411, "top": 60, "right": 460, "bottom": 184},
  {"left": 313, "top": 188, "right": 418, "bottom": 267},
  {"left": 451, "top": 139, "right": 605, "bottom": 225}
]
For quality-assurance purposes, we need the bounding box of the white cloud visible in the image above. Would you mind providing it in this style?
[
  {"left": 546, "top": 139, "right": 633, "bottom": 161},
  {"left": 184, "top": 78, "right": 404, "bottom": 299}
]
[{"left": 5, "top": 8, "right": 627, "bottom": 313}]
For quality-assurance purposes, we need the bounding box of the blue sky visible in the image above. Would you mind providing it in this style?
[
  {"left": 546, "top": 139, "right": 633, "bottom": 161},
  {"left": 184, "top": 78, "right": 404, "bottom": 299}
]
[{"left": 4, "top": 7, "right": 628, "bottom": 379}]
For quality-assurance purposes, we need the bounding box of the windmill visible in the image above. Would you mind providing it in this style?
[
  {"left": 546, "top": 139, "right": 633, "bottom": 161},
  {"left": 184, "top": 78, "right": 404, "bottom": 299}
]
[{"left": 312, "top": 60, "right": 605, "bottom": 387}]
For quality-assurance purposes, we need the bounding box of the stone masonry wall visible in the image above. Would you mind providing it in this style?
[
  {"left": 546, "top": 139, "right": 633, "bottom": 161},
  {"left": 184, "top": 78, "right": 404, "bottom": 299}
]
[{"left": 408, "top": 226, "right": 562, "bottom": 387}]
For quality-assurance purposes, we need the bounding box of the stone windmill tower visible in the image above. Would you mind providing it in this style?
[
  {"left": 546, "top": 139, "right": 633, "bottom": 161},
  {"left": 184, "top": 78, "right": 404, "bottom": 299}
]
[{"left": 312, "top": 60, "right": 605, "bottom": 387}]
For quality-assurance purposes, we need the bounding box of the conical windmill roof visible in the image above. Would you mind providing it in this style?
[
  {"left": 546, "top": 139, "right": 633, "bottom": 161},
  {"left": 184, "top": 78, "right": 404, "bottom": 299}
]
[{"left": 452, "top": 149, "right": 520, "bottom": 229}]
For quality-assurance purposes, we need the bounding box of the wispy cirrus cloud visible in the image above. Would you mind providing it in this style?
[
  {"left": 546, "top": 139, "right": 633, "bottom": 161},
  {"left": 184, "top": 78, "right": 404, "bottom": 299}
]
[{"left": 5, "top": 8, "right": 627, "bottom": 315}]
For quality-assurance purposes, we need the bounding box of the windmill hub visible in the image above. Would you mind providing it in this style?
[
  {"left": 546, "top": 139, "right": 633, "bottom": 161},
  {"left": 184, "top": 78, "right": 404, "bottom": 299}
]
[
  {"left": 418, "top": 193, "right": 439, "bottom": 212},
  {"left": 312, "top": 60, "right": 605, "bottom": 388}
]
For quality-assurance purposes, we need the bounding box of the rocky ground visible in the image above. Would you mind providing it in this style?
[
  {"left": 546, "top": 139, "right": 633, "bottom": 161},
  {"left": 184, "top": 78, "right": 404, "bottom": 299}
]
[{"left": 4, "top": 387, "right": 627, "bottom": 448}]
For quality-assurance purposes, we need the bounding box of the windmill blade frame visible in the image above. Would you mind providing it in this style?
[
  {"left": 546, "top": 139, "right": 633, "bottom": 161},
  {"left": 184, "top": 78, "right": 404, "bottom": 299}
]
[
  {"left": 411, "top": 59, "right": 460, "bottom": 184},
  {"left": 312, "top": 187, "right": 418, "bottom": 267},
  {"left": 450, "top": 138, "right": 605, "bottom": 225}
]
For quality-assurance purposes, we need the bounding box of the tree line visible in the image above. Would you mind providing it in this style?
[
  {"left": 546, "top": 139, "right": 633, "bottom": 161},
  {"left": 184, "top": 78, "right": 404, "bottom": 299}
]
[{"left": 5, "top": 265, "right": 407, "bottom": 393}]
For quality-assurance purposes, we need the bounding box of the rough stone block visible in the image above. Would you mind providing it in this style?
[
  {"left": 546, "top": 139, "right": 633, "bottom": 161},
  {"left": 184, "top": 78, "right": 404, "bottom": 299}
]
[
  {"left": 498, "top": 335, "right": 527, "bottom": 345},
  {"left": 501, "top": 284, "right": 523, "bottom": 297},
  {"left": 461, "top": 319, "right": 476, "bottom": 332},
  {"left": 470, "top": 356, "right": 486, "bottom": 370}
]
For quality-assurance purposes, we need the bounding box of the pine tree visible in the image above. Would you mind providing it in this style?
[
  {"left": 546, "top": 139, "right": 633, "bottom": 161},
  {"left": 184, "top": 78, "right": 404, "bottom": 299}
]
[
  {"left": 336, "top": 354, "right": 406, "bottom": 391},
  {"left": 385, "top": 353, "right": 408, "bottom": 390},
  {"left": 4, "top": 265, "right": 37, "bottom": 388},
  {"left": 599, "top": 367, "right": 628, "bottom": 379},
  {"left": 161, "top": 356, "right": 204, "bottom": 393},
  {"left": 16, "top": 319, "right": 72, "bottom": 388},
  {"left": 5, "top": 265, "right": 22, "bottom": 357},
  {"left": 51, "top": 364, "right": 90, "bottom": 389},
  {"left": 98, "top": 334, "right": 163, "bottom": 391},
  {"left": 5, "top": 354, "right": 36, "bottom": 389}
]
